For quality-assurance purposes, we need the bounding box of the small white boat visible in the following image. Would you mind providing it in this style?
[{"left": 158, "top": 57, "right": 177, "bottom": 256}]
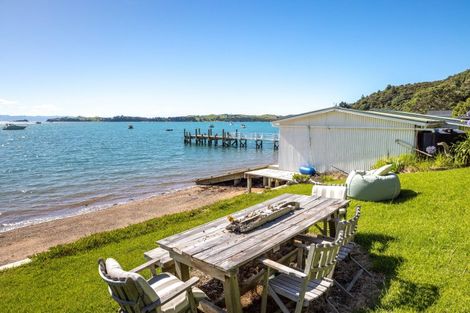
[{"left": 3, "top": 123, "right": 27, "bottom": 130}]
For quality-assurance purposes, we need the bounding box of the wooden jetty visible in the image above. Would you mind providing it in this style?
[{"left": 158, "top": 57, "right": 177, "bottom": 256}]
[{"left": 183, "top": 128, "right": 279, "bottom": 150}]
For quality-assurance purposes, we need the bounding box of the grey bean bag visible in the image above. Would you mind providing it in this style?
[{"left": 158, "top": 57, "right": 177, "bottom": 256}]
[{"left": 346, "top": 166, "right": 401, "bottom": 201}]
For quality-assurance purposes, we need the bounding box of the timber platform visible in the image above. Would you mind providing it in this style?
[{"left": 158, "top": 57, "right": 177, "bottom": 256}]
[
  {"left": 195, "top": 165, "right": 270, "bottom": 185},
  {"left": 184, "top": 128, "right": 279, "bottom": 150}
]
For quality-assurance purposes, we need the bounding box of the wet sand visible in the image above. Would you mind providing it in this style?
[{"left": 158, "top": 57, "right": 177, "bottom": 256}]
[{"left": 0, "top": 185, "right": 248, "bottom": 266}]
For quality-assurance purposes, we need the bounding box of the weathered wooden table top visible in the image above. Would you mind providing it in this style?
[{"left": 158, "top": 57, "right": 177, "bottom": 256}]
[{"left": 157, "top": 193, "right": 348, "bottom": 273}]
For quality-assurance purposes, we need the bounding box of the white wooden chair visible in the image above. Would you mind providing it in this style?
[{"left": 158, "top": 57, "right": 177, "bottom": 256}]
[
  {"left": 260, "top": 231, "right": 344, "bottom": 313},
  {"left": 98, "top": 257, "right": 207, "bottom": 313},
  {"left": 311, "top": 184, "right": 347, "bottom": 200},
  {"left": 312, "top": 184, "right": 347, "bottom": 235},
  {"left": 295, "top": 206, "right": 372, "bottom": 297}
]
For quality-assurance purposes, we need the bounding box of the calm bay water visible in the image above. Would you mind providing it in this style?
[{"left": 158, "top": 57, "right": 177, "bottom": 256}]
[{"left": 0, "top": 122, "right": 278, "bottom": 232}]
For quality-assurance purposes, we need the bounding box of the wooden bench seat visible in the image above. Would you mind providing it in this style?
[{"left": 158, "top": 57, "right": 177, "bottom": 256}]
[{"left": 144, "top": 247, "right": 175, "bottom": 273}]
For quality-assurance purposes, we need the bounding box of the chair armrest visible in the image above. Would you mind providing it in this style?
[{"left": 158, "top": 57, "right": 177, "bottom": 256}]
[
  {"left": 160, "top": 277, "right": 199, "bottom": 305},
  {"left": 130, "top": 258, "right": 162, "bottom": 274},
  {"left": 261, "top": 258, "right": 307, "bottom": 279},
  {"left": 198, "top": 299, "right": 226, "bottom": 313},
  {"left": 295, "top": 234, "right": 334, "bottom": 244},
  {"left": 295, "top": 234, "right": 317, "bottom": 243},
  {"left": 142, "top": 277, "right": 200, "bottom": 313},
  {"left": 293, "top": 242, "right": 310, "bottom": 251}
]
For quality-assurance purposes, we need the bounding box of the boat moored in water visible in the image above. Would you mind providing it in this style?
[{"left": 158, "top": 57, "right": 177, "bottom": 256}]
[{"left": 3, "top": 123, "right": 27, "bottom": 130}]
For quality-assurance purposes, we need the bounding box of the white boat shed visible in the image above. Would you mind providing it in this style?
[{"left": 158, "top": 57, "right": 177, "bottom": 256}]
[{"left": 272, "top": 107, "right": 468, "bottom": 173}]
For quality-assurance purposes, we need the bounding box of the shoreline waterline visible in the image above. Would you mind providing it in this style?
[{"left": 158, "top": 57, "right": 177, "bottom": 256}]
[
  {"left": 0, "top": 184, "right": 250, "bottom": 266},
  {"left": 0, "top": 183, "right": 197, "bottom": 233}
]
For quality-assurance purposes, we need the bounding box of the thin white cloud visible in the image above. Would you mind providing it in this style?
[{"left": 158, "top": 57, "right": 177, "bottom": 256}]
[
  {"left": 0, "top": 98, "right": 64, "bottom": 116},
  {"left": 0, "top": 98, "right": 17, "bottom": 106},
  {"left": 25, "top": 104, "right": 62, "bottom": 116}
]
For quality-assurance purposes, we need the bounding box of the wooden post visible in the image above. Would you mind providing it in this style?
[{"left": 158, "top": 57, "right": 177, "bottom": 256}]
[
  {"left": 175, "top": 261, "right": 190, "bottom": 282},
  {"left": 247, "top": 175, "right": 252, "bottom": 193},
  {"left": 274, "top": 140, "right": 279, "bottom": 150},
  {"left": 223, "top": 273, "right": 242, "bottom": 313},
  {"left": 328, "top": 211, "right": 338, "bottom": 238}
]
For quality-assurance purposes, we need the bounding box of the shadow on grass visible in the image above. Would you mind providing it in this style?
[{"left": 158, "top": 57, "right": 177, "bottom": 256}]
[
  {"left": 356, "top": 233, "right": 440, "bottom": 312},
  {"left": 381, "top": 278, "right": 440, "bottom": 312},
  {"left": 389, "top": 189, "right": 419, "bottom": 204},
  {"left": 352, "top": 189, "right": 419, "bottom": 205}
]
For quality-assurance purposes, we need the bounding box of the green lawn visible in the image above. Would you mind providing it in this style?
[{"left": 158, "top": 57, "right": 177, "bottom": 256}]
[{"left": 1, "top": 168, "right": 469, "bottom": 312}]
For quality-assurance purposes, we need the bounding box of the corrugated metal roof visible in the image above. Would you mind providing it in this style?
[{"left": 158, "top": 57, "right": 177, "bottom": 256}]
[
  {"left": 373, "top": 109, "right": 470, "bottom": 127},
  {"left": 273, "top": 107, "right": 470, "bottom": 128}
]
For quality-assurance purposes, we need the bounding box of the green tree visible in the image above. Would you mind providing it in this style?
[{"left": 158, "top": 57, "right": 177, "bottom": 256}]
[{"left": 452, "top": 98, "right": 470, "bottom": 117}]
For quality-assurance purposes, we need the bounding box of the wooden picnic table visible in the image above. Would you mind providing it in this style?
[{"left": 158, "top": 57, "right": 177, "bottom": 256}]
[{"left": 157, "top": 193, "right": 349, "bottom": 313}]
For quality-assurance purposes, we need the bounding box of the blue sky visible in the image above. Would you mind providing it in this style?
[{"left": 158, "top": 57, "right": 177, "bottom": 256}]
[{"left": 0, "top": 0, "right": 469, "bottom": 117}]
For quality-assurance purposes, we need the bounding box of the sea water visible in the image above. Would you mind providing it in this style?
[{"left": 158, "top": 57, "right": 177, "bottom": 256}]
[{"left": 0, "top": 121, "right": 278, "bottom": 232}]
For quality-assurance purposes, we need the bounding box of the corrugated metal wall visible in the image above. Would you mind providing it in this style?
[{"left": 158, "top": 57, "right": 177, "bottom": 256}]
[{"left": 278, "top": 111, "right": 417, "bottom": 172}]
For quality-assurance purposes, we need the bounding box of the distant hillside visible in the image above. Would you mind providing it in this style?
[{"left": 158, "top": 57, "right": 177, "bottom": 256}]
[
  {"left": 46, "top": 114, "right": 284, "bottom": 123},
  {"left": 0, "top": 115, "right": 59, "bottom": 122},
  {"left": 349, "top": 69, "right": 470, "bottom": 117}
]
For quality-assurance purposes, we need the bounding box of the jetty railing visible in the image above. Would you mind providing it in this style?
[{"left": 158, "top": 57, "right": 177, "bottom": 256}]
[{"left": 183, "top": 128, "right": 279, "bottom": 150}]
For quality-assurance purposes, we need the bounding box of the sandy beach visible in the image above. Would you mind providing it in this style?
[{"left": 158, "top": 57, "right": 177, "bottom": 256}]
[{"left": 0, "top": 185, "right": 247, "bottom": 266}]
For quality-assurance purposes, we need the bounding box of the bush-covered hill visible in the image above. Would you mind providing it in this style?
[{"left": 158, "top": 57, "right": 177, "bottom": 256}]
[
  {"left": 350, "top": 69, "right": 470, "bottom": 116},
  {"left": 47, "top": 114, "right": 284, "bottom": 122}
]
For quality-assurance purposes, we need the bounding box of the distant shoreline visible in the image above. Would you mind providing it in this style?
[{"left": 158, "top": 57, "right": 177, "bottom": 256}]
[{"left": 46, "top": 114, "right": 286, "bottom": 123}]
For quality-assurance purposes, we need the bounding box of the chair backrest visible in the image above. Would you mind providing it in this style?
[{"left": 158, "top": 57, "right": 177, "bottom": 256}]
[
  {"left": 336, "top": 206, "right": 361, "bottom": 245},
  {"left": 304, "top": 230, "right": 344, "bottom": 280},
  {"left": 98, "top": 258, "right": 159, "bottom": 313},
  {"left": 312, "top": 185, "right": 347, "bottom": 200}
]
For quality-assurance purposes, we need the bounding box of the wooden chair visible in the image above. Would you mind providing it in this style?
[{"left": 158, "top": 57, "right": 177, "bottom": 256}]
[
  {"left": 311, "top": 184, "right": 347, "bottom": 200},
  {"left": 98, "top": 257, "right": 207, "bottom": 313},
  {"left": 295, "top": 206, "right": 372, "bottom": 297},
  {"left": 260, "top": 230, "right": 344, "bottom": 313},
  {"left": 311, "top": 184, "right": 347, "bottom": 235}
]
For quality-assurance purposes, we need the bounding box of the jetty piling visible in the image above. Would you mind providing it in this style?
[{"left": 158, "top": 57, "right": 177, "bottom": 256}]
[{"left": 183, "top": 128, "right": 279, "bottom": 150}]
